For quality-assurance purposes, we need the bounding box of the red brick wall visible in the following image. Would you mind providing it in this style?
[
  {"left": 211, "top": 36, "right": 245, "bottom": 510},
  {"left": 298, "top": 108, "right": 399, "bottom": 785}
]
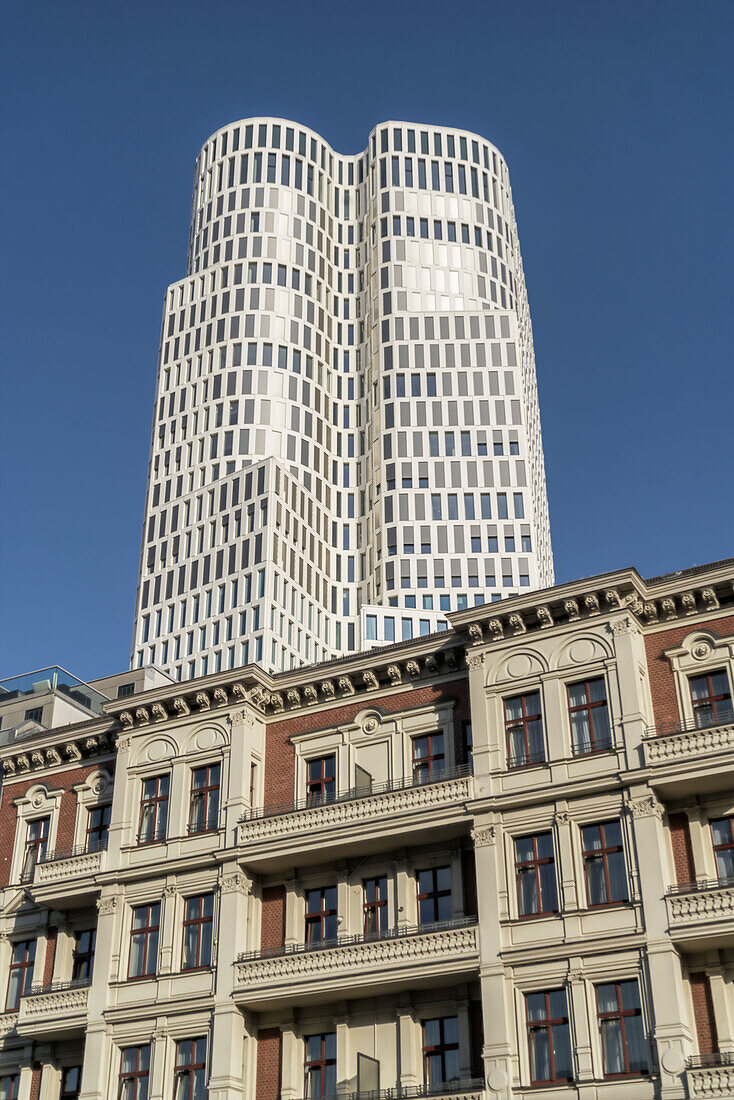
[
  {"left": 28, "top": 1067, "right": 41, "bottom": 1100},
  {"left": 264, "top": 677, "right": 470, "bottom": 806},
  {"left": 260, "top": 885, "right": 286, "bottom": 952},
  {"left": 42, "top": 927, "right": 57, "bottom": 986},
  {"left": 690, "top": 972, "right": 718, "bottom": 1055},
  {"left": 255, "top": 1028, "right": 282, "bottom": 1100},
  {"left": 645, "top": 616, "right": 734, "bottom": 726},
  {"left": 669, "top": 813, "right": 696, "bottom": 885},
  {"left": 0, "top": 763, "right": 112, "bottom": 888},
  {"left": 462, "top": 849, "right": 477, "bottom": 917}
]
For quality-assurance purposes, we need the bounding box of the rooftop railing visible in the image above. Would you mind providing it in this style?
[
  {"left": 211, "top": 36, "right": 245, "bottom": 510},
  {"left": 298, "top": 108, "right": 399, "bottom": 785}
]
[
  {"left": 291, "top": 1078, "right": 486, "bottom": 1099},
  {"left": 0, "top": 666, "right": 108, "bottom": 715},
  {"left": 241, "top": 764, "right": 472, "bottom": 821},
  {"left": 237, "top": 916, "right": 478, "bottom": 962}
]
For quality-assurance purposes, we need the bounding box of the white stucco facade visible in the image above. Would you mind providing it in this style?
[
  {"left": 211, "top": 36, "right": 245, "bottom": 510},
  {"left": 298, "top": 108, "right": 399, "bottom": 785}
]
[{"left": 131, "top": 118, "right": 553, "bottom": 679}]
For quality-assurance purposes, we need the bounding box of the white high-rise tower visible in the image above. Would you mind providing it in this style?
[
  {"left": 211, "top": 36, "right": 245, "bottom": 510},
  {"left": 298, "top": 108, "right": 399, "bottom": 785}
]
[{"left": 132, "top": 118, "right": 553, "bottom": 679}]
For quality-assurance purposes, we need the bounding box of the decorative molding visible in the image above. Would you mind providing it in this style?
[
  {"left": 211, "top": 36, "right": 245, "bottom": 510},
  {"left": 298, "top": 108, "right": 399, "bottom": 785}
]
[
  {"left": 466, "top": 653, "right": 485, "bottom": 671},
  {"left": 471, "top": 825, "right": 496, "bottom": 846},
  {"left": 536, "top": 605, "right": 553, "bottom": 628},
  {"left": 554, "top": 811, "right": 571, "bottom": 826},
  {"left": 644, "top": 720, "right": 734, "bottom": 764},
  {"left": 626, "top": 793, "right": 665, "bottom": 820},
  {"left": 220, "top": 871, "right": 252, "bottom": 895},
  {"left": 96, "top": 895, "right": 118, "bottom": 915},
  {"left": 609, "top": 616, "right": 634, "bottom": 636}
]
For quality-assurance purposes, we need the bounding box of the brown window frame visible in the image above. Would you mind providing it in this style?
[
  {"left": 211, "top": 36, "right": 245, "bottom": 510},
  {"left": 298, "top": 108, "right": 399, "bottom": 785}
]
[
  {"left": 304, "top": 1032, "right": 336, "bottom": 1098},
  {"left": 416, "top": 866, "right": 452, "bottom": 925},
  {"left": 86, "top": 804, "right": 111, "bottom": 852},
  {"left": 181, "top": 894, "right": 214, "bottom": 971},
  {"left": 0, "top": 1076, "right": 19, "bottom": 1100},
  {"left": 128, "top": 903, "right": 160, "bottom": 980},
  {"left": 305, "top": 755, "right": 336, "bottom": 805},
  {"left": 305, "top": 886, "right": 338, "bottom": 944},
  {"left": 411, "top": 732, "right": 445, "bottom": 783},
  {"left": 421, "top": 1016, "right": 460, "bottom": 1088},
  {"left": 6, "top": 939, "right": 35, "bottom": 1011},
  {"left": 21, "top": 817, "right": 50, "bottom": 881},
  {"left": 362, "top": 875, "right": 388, "bottom": 936},
  {"left": 689, "top": 670, "right": 733, "bottom": 727},
  {"left": 582, "top": 821, "right": 629, "bottom": 907},
  {"left": 596, "top": 981, "right": 648, "bottom": 1078},
  {"left": 59, "top": 1067, "right": 82, "bottom": 1100},
  {"left": 567, "top": 677, "right": 612, "bottom": 754},
  {"left": 137, "top": 775, "right": 169, "bottom": 844},
  {"left": 173, "top": 1038, "right": 207, "bottom": 1100},
  {"left": 711, "top": 816, "right": 734, "bottom": 882},
  {"left": 117, "top": 1045, "right": 150, "bottom": 1100},
  {"left": 525, "top": 990, "right": 573, "bottom": 1084},
  {"left": 514, "top": 832, "right": 558, "bottom": 917},
  {"left": 71, "top": 928, "right": 96, "bottom": 982},
  {"left": 188, "top": 763, "right": 221, "bottom": 834},
  {"left": 504, "top": 691, "right": 544, "bottom": 768}
]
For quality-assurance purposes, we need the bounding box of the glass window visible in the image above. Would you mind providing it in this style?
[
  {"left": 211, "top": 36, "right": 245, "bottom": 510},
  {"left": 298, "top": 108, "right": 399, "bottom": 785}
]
[
  {"left": 59, "top": 1067, "right": 81, "bottom": 1100},
  {"left": 0, "top": 1078, "right": 19, "bottom": 1100},
  {"left": 138, "top": 775, "right": 169, "bottom": 844},
  {"left": 689, "top": 671, "right": 732, "bottom": 728},
  {"left": 182, "top": 895, "right": 214, "bottom": 970},
  {"left": 72, "top": 928, "right": 96, "bottom": 982},
  {"left": 515, "top": 833, "right": 558, "bottom": 916},
  {"left": 189, "top": 764, "right": 220, "bottom": 834},
  {"left": 306, "top": 755, "right": 336, "bottom": 805},
  {"left": 363, "top": 876, "right": 388, "bottom": 936},
  {"left": 526, "top": 990, "right": 572, "bottom": 1083},
  {"left": 505, "top": 692, "right": 544, "bottom": 767},
  {"left": 365, "top": 614, "right": 378, "bottom": 640},
  {"left": 412, "top": 732, "right": 445, "bottom": 783},
  {"left": 86, "top": 805, "right": 111, "bottom": 852},
  {"left": 6, "top": 939, "right": 35, "bottom": 1010},
  {"left": 118, "top": 1046, "right": 150, "bottom": 1100},
  {"left": 417, "top": 866, "right": 452, "bottom": 924},
  {"left": 711, "top": 817, "right": 734, "bottom": 882},
  {"left": 596, "top": 981, "right": 648, "bottom": 1076},
  {"left": 173, "top": 1038, "right": 207, "bottom": 1100},
  {"left": 568, "top": 678, "right": 612, "bottom": 754},
  {"left": 304, "top": 1032, "right": 336, "bottom": 1098},
  {"left": 21, "top": 817, "right": 49, "bottom": 881},
  {"left": 582, "top": 822, "right": 628, "bottom": 906},
  {"left": 128, "top": 903, "right": 160, "bottom": 978},
  {"left": 305, "top": 886, "right": 338, "bottom": 944},
  {"left": 422, "top": 1016, "right": 459, "bottom": 1088}
]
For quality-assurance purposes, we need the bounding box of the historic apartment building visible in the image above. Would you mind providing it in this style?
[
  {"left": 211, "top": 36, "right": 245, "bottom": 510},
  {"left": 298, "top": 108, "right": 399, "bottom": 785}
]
[
  {"left": 1, "top": 556, "right": 733, "bottom": 1100},
  {"left": 131, "top": 117, "right": 553, "bottom": 679}
]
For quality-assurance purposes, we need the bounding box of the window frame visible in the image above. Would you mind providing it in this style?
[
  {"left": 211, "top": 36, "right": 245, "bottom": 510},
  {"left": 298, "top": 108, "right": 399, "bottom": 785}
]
[
  {"left": 181, "top": 894, "right": 214, "bottom": 971},
  {"left": 117, "top": 1045, "right": 150, "bottom": 1100},
  {"left": 5, "top": 939, "right": 35, "bottom": 1011},
  {"left": 689, "top": 670, "right": 733, "bottom": 728},
  {"left": 188, "top": 763, "right": 221, "bottom": 834},
  {"left": 21, "top": 816, "right": 50, "bottom": 881},
  {"left": 137, "top": 774, "right": 170, "bottom": 845},
  {"left": 304, "top": 1032, "right": 336, "bottom": 1098},
  {"left": 0, "top": 1076, "right": 19, "bottom": 1100},
  {"left": 304, "top": 885, "right": 338, "bottom": 945},
  {"left": 411, "top": 732, "right": 445, "bottom": 784},
  {"left": 567, "top": 677, "right": 612, "bottom": 755},
  {"left": 525, "top": 989, "right": 573, "bottom": 1085},
  {"left": 128, "top": 902, "right": 160, "bottom": 980},
  {"left": 504, "top": 692, "right": 544, "bottom": 768},
  {"left": 86, "top": 804, "right": 111, "bottom": 852},
  {"left": 514, "top": 832, "right": 558, "bottom": 918},
  {"left": 595, "top": 980, "right": 648, "bottom": 1078},
  {"left": 582, "top": 821, "right": 629, "bottom": 907},
  {"left": 173, "top": 1037, "right": 207, "bottom": 1100},
  {"left": 71, "top": 928, "right": 96, "bottom": 982},
  {"left": 421, "top": 1015, "right": 460, "bottom": 1089},
  {"left": 362, "top": 875, "right": 388, "bottom": 937},
  {"left": 710, "top": 816, "right": 734, "bottom": 883},
  {"left": 305, "top": 754, "right": 336, "bottom": 806},
  {"left": 416, "top": 866, "right": 452, "bottom": 925}
]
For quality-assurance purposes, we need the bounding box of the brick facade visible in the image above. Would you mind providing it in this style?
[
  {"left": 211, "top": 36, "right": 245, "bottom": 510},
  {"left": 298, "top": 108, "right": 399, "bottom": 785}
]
[
  {"left": 645, "top": 616, "right": 734, "bottom": 726},
  {"left": 690, "top": 972, "right": 719, "bottom": 1055},
  {"left": 260, "top": 885, "right": 286, "bottom": 952},
  {"left": 668, "top": 813, "right": 696, "bottom": 886},
  {"left": 255, "top": 1028, "right": 282, "bottom": 1100}
]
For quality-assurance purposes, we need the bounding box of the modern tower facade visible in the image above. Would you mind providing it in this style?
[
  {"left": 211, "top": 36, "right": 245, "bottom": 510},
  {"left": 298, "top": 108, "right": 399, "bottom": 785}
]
[{"left": 132, "top": 118, "right": 553, "bottom": 680}]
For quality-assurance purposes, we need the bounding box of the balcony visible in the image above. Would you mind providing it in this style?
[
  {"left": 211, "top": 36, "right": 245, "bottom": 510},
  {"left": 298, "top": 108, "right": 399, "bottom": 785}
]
[
  {"left": 687, "top": 1052, "right": 734, "bottom": 1097},
  {"left": 642, "top": 711, "right": 734, "bottom": 787},
  {"left": 238, "top": 767, "right": 473, "bottom": 870},
  {"left": 234, "top": 918, "right": 479, "bottom": 1009},
  {"left": 29, "top": 841, "right": 107, "bottom": 907},
  {"left": 667, "top": 880, "right": 734, "bottom": 948},
  {"left": 291, "top": 1083, "right": 485, "bottom": 1100},
  {"left": 17, "top": 979, "right": 90, "bottom": 1037}
]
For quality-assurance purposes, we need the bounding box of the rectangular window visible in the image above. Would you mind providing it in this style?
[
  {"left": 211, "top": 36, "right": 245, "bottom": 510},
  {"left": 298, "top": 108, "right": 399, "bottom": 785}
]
[
  {"left": 505, "top": 691, "right": 544, "bottom": 767},
  {"left": 711, "top": 817, "right": 734, "bottom": 881},
  {"left": 412, "top": 732, "right": 445, "bottom": 783},
  {"left": 596, "top": 981, "right": 648, "bottom": 1076},
  {"left": 128, "top": 903, "right": 160, "bottom": 978},
  {"left": 689, "top": 670, "right": 732, "bottom": 727},
  {"left": 59, "top": 1067, "right": 81, "bottom": 1100},
  {"left": 21, "top": 817, "right": 49, "bottom": 881},
  {"left": 189, "top": 763, "right": 220, "bottom": 833},
  {"left": 582, "top": 821, "right": 628, "bottom": 906},
  {"left": 363, "top": 875, "right": 388, "bottom": 936},
  {"left": 72, "top": 928, "right": 96, "bottom": 982},
  {"left": 0, "top": 1078, "right": 19, "bottom": 1100},
  {"left": 118, "top": 1046, "right": 150, "bottom": 1100},
  {"left": 138, "top": 775, "right": 169, "bottom": 843},
  {"left": 515, "top": 833, "right": 558, "bottom": 916},
  {"left": 568, "top": 677, "right": 612, "bottom": 754},
  {"left": 6, "top": 939, "right": 35, "bottom": 1010},
  {"left": 422, "top": 1016, "right": 459, "bottom": 1088},
  {"left": 365, "top": 614, "right": 378, "bottom": 640},
  {"left": 526, "top": 990, "right": 572, "bottom": 1084},
  {"left": 417, "top": 866, "right": 452, "bottom": 924},
  {"left": 182, "top": 894, "right": 214, "bottom": 970},
  {"left": 306, "top": 755, "right": 336, "bottom": 805},
  {"left": 305, "top": 887, "right": 338, "bottom": 944},
  {"left": 173, "top": 1038, "right": 207, "bottom": 1100},
  {"left": 304, "top": 1032, "right": 336, "bottom": 1097},
  {"left": 86, "top": 805, "right": 111, "bottom": 852}
]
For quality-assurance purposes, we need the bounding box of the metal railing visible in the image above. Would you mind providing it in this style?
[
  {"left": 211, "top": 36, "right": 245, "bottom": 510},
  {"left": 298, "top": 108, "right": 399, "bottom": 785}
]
[
  {"left": 291, "top": 1080, "right": 486, "bottom": 1099},
  {"left": 241, "top": 765, "right": 472, "bottom": 821},
  {"left": 688, "top": 1051, "right": 734, "bottom": 1068},
  {"left": 23, "top": 977, "right": 92, "bottom": 998},
  {"left": 237, "top": 915, "right": 478, "bottom": 962},
  {"left": 507, "top": 748, "right": 546, "bottom": 770},
  {"left": 667, "top": 876, "right": 734, "bottom": 896},
  {"left": 38, "top": 837, "right": 108, "bottom": 864},
  {"left": 645, "top": 707, "right": 734, "bottom": 739},
  {"left": 570, "top": 737, "right": 615, "bottom": 757}
]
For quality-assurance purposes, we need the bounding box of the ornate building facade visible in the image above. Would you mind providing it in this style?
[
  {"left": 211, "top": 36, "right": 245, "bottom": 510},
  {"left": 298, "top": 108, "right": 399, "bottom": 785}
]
[
  {"left": 1, "top": 556, "right": 733, "bottom": 1099},
  {"left": 131, "top": 117, "right": 553, "bottom": 679}
]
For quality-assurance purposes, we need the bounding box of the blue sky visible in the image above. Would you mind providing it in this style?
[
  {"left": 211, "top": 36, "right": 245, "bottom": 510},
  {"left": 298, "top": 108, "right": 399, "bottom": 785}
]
[{"left": 1, "top": 0, "right": 732, "bottom": 681}]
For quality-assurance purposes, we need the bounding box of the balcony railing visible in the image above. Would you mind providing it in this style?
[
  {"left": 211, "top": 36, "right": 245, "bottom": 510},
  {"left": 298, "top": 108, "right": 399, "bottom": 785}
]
[
  {"left": 242, "top": 765, "right": 472, "bottom": 821},
  {"left": 507, "top": 748, "right": 546, "bottom": 770},
  {"left": 645, "top": 708, "right": 734, "bottom": 738},
  {"left": 668, "top": 877, "right": 734, "bottom": 896},
  {"left": 291, "top": 1080, "right": 486, "bottom": 1100},
  {"left": 689, "top": 1052, "right": 734, "bottom": 1068},
  {"left": 238, "top": 917, "right": 477, "bottom": 962},
  {"left": 23, "top": 978, "right": 92, "bottom": 998}
]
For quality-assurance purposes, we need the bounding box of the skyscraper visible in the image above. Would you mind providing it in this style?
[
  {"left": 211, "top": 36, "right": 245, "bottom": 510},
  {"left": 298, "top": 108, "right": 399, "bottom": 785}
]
[{"left": 132, "top": 118, "right": 553, "bottom": 679}]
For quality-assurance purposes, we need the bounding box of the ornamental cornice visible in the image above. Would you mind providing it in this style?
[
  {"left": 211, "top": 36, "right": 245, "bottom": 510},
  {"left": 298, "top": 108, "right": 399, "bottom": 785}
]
[{"left": 0, "top": 728, "right": 115, "bottom": 780}]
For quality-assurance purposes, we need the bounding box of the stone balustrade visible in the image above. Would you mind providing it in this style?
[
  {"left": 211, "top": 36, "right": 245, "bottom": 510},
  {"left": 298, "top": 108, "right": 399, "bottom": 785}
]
[
  {"left": 643, "top": 720, "right": 734, "bottom": 765},
  {"left": 34, "top": 848, "right": 105, "bottom": 885},
  {"left": 687, "top": 1065, "right": 734, "bottom": 1097}
]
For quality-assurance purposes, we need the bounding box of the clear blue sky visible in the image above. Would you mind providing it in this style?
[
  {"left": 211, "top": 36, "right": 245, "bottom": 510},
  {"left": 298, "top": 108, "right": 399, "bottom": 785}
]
[{"left": 2, "top": 0, "right": 732, "bottom": 681}]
